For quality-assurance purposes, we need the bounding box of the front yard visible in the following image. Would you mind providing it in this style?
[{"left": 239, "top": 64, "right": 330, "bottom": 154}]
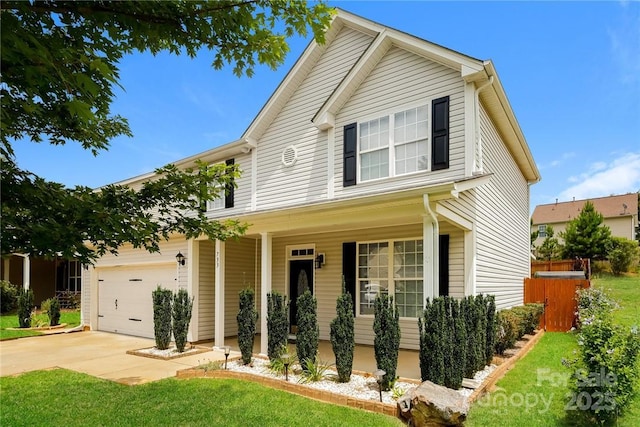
[
  {"left": 467, "top": 273, "right": 640, "bottom": 426},
  {"left": 0, "top": 310, "right": 81, "bottom": 341}
]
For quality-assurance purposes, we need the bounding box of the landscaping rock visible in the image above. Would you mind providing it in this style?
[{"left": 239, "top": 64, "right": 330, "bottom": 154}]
[{"left": 397, "top": 381, "right": 468, "bottom": 426}]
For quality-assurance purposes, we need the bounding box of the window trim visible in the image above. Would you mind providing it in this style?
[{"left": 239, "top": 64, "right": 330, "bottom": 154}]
[
  {"left": 356, "top": 102, "right": 431, "bottom": 184},
  {"left": 538, "top": 224, "right": 547, "bottom": 238},
  {"left": 355, "top": 237, "right": 424, "bottom": 319}
]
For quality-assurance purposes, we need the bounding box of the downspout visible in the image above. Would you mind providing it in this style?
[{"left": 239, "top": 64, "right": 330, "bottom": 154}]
[{"left": 474, "top": 76, "right": 494, "bottom": 174}]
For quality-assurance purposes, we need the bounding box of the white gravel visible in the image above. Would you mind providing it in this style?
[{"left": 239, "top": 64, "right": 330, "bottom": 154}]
[
  {"left": 218, "top": 357, "right": 497, "bottom": 405},
  {"left": 136, "top": 346, "right": 200, "bottom": 358}
]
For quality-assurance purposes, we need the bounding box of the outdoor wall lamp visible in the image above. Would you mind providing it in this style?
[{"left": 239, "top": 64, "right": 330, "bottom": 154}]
[
  {"left": 373, "top": 369, "right": 386, "bottom": 402},
  {"left": 281, "top": 353, "right": 291, "bottom": 381},
  {"left": 224, "top": 346, "right": 230, "bottom": 370},
  {"left": 314, "top": 253, "right": 325, "bottom": 269},
  {"left": 176, "top": 252, "right": 186, "bottom": 266}
]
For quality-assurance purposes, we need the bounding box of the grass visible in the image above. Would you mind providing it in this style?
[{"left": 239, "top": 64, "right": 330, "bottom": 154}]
[
  {"left": 0, "top": 310, "right": 81, "bottom": 341},
  {"left": 0, "top": 369, "right": 403, "bottom": 427},
  {"left": 467, "top": 273, "right": 640, "bottom": 427}
]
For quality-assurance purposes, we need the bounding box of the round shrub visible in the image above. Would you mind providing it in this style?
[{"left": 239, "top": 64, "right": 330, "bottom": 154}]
[{"left": 0, "top": 280, "right": 18, "bottom": 313}]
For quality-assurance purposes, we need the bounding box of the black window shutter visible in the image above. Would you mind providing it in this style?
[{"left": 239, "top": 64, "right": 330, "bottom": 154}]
[
  {"left": 438, "top": 234, "right": 450, "bottom": 296},
  {"left": 342, "top": 242, "right": 357, "bottom": 315},
  {"left": 225, "top": 158, "right": 235, "bottom": 209},
  {"left": 343, "top": 123, "right": 357, "bottom": 187},
  {"left": 432, "top": 96, "right": 450, "bottom": 171}
]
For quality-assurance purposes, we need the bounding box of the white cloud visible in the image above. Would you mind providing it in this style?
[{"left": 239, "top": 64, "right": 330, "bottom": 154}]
[
  {"left": 557, "top": 152, "right": 640, "bottom": 200},
  {"left": 539, "top": 152, "right": 577, "bottom": 170}
]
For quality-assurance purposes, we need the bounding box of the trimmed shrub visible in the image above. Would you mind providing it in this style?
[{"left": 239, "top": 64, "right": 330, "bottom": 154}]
[
  {"left": 267, "top": 292, "right": 289, "bottom": 360},
  {"left": 475, "top": 295, "right": 488, "bottom": 369},
  {"left": 0, "top": 280, "right": 18, "bottom": 313},
  {"left": 485, "top": 295, "right": 497, "bottom": 365},
  {"left": 495, "top": 310, "right": 519, "bottom": 355},
  {"left": 419, "top": 298, "right": 444, "bottom": 385},
  {"left": 236, "top": 288, "right": 258, "bottom": 365},
  {"left": 564, "top": 287, "right": 640, "bottom": 424},
  {"left": 510, "top": 303, "right": 544, "bottom": 337},
  {"left": 152, "top": 287, "right": 172, "bottom": 350},
  {"left": 172, "top": 288, "right": 193, "bottom": 353},
  {"left": 42, "top": 297, "right": 61, "bottom": 326},
  {"left": 17, "top": 288, "right": 34, "bottom": 328},
  {"left": 296, "top": 290, "right": 319, "bottom": 372},
  {"left": 445, "top": 297, "right": 465, "bottom": 389},
  {"left": 330, "top": 283, "right": 355, "bottom": 383},
  {"left": 373, "top": 293, "right": 400, "bottom": 390},
  {"left": 463, "top": 296, "right": 484, "bottom": 377}
]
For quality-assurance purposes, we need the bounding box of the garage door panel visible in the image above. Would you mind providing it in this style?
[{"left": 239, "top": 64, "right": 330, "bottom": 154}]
[{"left": 98, "top": 265, "right": 176, "bottom": 338}]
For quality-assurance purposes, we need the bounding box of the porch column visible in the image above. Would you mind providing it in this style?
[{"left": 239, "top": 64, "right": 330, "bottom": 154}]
[
  {"left": 422, "top": 195, "right": 439, "bottom": 301},
  {"left": 22, "top": 254, "right": 30, "bottom": 290},
  {"left": 187, "top": 239, "right": 199, "bottom": 343},
  {"left": 464, "top": 227, "right": 477, "bottom": 296},
  {"left": 3, "top": 257, "right": 9, "bottom": 282},
  {"left": 259, "top": 232, "right": 272, "bottom": 356},
  {"left": 214, "top": 240, "right": 226, "bottom": 348}
]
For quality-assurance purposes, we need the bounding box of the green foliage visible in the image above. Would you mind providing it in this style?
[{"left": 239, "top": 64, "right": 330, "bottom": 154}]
[
  {"left": 172, "top": 289, "right": 193, "bottom": 353},
  {"left": 0, "top": 0, "right": 334, "bottom": 264},
  {"left": 463, "top": 296, "right": 484, "bottom": 377},
  {"left": 419, "top": 298, "right": 446, "bottom": 385},
  {"left": 565, "top": 287, "right": 640, "bottom": 424},
  {"left": 2, "top": 159, "right": 247, "bottom": 264},
  {"left": 17, "top": 288, "right": 33, "bottom": 328},
  {"left": 152, "top": 287, "right": 172, "bottom": 350},
  {"left": 494, "top": 310, "right": 519, "bottom": 355},
  {"left": 535, "top": 225, "right": 562, "bottom": 260},
  {"left": 561, "top": 201, "right": 612, "bottom": 260},
  {"left": 607, "top": 237, "right": 640, "bottom": 276},
  {"left": 268, "top": 348, "right": 297, "bottom": 376},
  {"left": 266, "top": 292, "right": 289, "bottom": 360},
  {"left": 373, "top": 293, "right": 400, "bottom": 390},
  {"left": 0, "top": 280, "right": 18, "bottom": 313},
  {"left": 298, "top": 358, "right": 332, "bottom": 384},
  {"left": 510, "top": 303, "right": 545, "bottom": 337},
  {"left": 236, "top": 288, "right": 258, "bottom": 365},
  {"left": 485, "top": 295, "right": 497, "bottom": 365},
  {"left": 295, "top": 290, "right": 319, "bottom": 373},
  {"left": 330, "top": 283, "right": 355, "bottom": 383},
  {"left": 42, "top": 298, "right": 61, "bottom": 326},
  {"left": 197, "top": 360, "right": 223, "bottom": 372}
]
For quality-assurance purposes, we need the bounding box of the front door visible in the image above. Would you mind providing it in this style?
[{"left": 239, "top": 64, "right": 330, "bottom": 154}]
[{"left": 289, "top": 259, "right": 314, "bottom": 334}]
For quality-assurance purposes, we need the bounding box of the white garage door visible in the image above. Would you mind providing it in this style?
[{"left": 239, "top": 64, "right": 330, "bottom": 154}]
[{"left": 98, "top": 264, "right": 176, "bottom": 338}]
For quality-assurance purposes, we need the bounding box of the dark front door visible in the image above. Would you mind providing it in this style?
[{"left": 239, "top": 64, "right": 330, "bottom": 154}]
[{"left": 289, "top": 259, "right": 314, "bottom": 333}]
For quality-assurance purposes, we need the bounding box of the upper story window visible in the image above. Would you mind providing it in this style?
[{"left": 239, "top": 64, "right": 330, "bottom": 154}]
[
  {"left": 343, "top": 96, "right": 449, "bottom": 188},
  {"left": 538, "top": 224, "right": 546, "bottom": 238},
  {"left": 359, "top": 105, "right": 428, "bottom": 182},
  {"left": 204, "top": 159, "right": 235, "bottom": 211}
]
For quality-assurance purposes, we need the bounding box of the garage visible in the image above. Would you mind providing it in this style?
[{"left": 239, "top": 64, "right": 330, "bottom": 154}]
[{"left": 97, "top": 264, "right": 177, "bottom": 338}]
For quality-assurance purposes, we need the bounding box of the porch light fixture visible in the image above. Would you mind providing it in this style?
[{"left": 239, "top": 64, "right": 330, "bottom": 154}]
[
  {"left": 314, "top": 253, "right": 325, "bottom": 269},
  {"left": 224, "top": 346, "right": 231, "bottom": 370},
  {"left": 281, "top": 353, "right": 291, "bottom": 381},
  {"left": 373, "top": 369, "right": 386, "bottom": 402},
  {"left": 176, "top": 252, "right": 186, "bottom": 266}
]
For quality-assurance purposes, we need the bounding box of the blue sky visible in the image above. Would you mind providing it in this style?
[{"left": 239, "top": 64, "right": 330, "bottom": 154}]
[{"left": 13, "top": 1, "right": 640, "bottom": 211}]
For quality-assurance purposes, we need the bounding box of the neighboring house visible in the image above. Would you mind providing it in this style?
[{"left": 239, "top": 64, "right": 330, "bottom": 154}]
[
  {"left": 531, "top": 193, "right": 639, "bottom": 247},
  {"left": 82, "top": 9, "right": 540, "bottom": 351},
  {"left": 1, "top": 255, "right": 82, "bottom": 307}
]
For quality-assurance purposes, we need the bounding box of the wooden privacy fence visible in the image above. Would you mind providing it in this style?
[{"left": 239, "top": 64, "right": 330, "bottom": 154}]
[
  {"left": 531, "top": 259, "right": 591, "bottom": 279},
  {"left": 524, "top": 278, "right": 590, "bottom": 332}
]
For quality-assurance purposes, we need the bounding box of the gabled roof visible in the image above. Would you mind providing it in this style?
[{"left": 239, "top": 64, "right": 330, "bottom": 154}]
[
  {"left": 242, "top": 8, "right": 539, "bottom": 183},
  {"left": 532, "top": 193, "right": 639, "bottom": 224}
]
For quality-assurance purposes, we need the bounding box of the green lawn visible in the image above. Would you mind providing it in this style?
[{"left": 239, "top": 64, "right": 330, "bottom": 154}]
[
  {"left": 0, "top": 369, "right": 403, "bottom": 427},
  {"left": 467, "top": 273, "right": 640, "bottom": 427},
  {"left": 0, "top": 310, "right": 81, "bottom": 341}
]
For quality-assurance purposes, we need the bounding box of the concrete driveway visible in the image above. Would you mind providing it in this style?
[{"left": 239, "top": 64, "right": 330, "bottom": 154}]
[{"left": 0, "top": 331, "right": 229, "bottom": 385}]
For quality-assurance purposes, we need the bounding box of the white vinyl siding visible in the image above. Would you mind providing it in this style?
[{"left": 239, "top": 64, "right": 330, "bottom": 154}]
[
  {"left": 198, "top": 240, "right": 215, "bottom": 340},
  {"left": 205, "top": 152, "right": 252, "bottom": 218},
  {"left": 335, "top": 46, "right": 465, "bottom": 198},
  {"left": 224, "top": 237, "right": 259, "bottom": 337},
  {"left": 255, "top": 27, "right": 374, "bottom": 210},
  {"left": 475, "top": 104, "right": 530, "bottom": 309}
]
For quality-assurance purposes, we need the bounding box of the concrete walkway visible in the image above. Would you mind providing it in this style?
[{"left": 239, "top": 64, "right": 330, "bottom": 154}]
[{"left": 0, "top": 331, "right": 229, "bottom": 385}]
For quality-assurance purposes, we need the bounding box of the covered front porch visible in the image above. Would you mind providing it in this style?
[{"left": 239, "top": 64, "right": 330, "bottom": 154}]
[{"left": 192, "top": 178, "right": 486, "bottom": 357}]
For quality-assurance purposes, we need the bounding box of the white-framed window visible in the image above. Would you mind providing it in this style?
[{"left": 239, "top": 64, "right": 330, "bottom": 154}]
[
  {"left": 357, "top": 239, "right": 424, "bottom": 318},
  {"left": 206, "top": 191, "right": 225, "bottom": 211},
  {"left": 67, "top": 260, "right": 82, "bottom": 292},
  {"left": 538, "top": 224, "right": 546, "bottom": 238},
  {"left": 359, "top": 105, "right": 429, "bottom": 182}
]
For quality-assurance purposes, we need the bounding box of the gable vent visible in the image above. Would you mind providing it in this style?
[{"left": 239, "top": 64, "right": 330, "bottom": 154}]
[{"left": 281, "top": 145, "right": 298, "bottom": 167}]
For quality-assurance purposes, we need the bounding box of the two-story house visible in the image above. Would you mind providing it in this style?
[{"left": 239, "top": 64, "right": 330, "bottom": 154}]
[{"left": 81, "top": 9, "right": 540, "bottom": 352}]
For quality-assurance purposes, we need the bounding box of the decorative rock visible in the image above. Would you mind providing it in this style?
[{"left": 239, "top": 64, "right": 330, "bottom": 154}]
[
  {"left": 461, "top": 378, "right": 481, "bottom": 389},
  {"left": 397, "top": 381, "right": 469, "bottom": 426}
]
